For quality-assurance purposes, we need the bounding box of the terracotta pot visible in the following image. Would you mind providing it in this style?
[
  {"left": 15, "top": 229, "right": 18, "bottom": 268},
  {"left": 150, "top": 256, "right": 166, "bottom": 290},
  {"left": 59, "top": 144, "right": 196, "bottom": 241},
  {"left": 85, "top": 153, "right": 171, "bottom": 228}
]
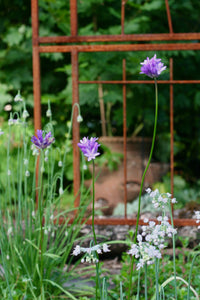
[{"left": 85, "top": 136, "right": 169, "bottom": 215}]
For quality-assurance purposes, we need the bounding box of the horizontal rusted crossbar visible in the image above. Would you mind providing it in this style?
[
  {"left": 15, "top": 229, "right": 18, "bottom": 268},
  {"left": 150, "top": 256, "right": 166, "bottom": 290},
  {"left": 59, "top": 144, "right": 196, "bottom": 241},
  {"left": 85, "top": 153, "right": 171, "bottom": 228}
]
[
  {"left": 79, "top": 80, "right": 200, "bottom": 84},
  {"left": 39, "top": 43, "right": 200, "bottom": 53},
  {"left": 38, "top": 33, "right": 200, "bottom": 44},
  {"left": 63, "top": 217, "right": 199, "bottom": 227}
]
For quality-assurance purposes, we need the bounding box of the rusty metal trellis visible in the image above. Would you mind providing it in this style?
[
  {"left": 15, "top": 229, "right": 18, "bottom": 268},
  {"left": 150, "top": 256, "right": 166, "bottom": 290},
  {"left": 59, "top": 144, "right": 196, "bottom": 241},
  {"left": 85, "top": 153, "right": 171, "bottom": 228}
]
[{"left": 31, "top": 0, "right": 200, "bottom": 227}]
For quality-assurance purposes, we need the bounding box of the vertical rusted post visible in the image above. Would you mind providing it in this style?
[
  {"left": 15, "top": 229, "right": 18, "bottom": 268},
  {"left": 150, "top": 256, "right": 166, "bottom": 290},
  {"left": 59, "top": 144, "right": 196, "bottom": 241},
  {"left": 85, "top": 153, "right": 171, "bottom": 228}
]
[
  {"left": 123, "top": 59, "right": 127, "bottom": 218},
  {"left": 71, "top": 50, "right": 80, "bottom": 208},
  {"left": 70, "top": 0, "right": 78, "bottom": 36},
  {"left": 165, "top": 0, "right": 173, "bottom": 34},
  {"left": 170, "top": 58, "right": 174, "bottom": 215},
  {"left": 31, "top": 0, "right": 41, "bottom": 131},
  {"left": 121, "top": 0, "right": 126, "bottom": 35}
]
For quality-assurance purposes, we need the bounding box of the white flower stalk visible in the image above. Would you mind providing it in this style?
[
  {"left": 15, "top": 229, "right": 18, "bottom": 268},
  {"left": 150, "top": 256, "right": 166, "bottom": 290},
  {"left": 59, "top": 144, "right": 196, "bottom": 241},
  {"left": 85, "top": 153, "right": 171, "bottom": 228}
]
[
  {"left": 194, "top": 211, "right": 200, "bottom": 229},
  {"left": 72, "top": 243, "right": 110, "bottom": 263}
]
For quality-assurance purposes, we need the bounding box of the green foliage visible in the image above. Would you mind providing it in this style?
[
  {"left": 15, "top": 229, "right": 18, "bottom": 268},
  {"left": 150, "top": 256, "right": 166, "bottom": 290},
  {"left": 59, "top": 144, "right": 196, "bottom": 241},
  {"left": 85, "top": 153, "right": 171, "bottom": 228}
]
[
  {"left": 1, "top": 0, "right": 200, "bottom": 180},
  {"left": 0, "top": 105, "right": 94, "bottom": 299}
]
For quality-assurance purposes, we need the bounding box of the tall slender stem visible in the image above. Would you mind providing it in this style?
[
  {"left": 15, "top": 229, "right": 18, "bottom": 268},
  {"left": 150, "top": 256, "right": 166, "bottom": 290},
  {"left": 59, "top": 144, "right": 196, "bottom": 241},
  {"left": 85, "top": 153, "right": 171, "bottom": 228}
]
[
  {"left": 128, "top": 79, "right": 158, "bottom": 300},
  {"left": 38, "top": 152, "right": 44, "bottom": 294},
  {"left": 145, "top": 263, "right": 148, "bottom": 300},
  {"left": 92, "top": 160, "right": 97, "bottom": 245},
  {"left": 169, "top": 203, "right": 177, "bottom": 299}
]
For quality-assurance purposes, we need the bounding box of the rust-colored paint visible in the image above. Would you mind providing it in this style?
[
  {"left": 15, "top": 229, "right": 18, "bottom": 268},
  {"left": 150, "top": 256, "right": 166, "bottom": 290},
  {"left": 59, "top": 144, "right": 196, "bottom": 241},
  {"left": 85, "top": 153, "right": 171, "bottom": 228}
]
[
  {"left": 165, "top": 0, "right": 173, "bottom": 34},
  {"left": 38, "top": 43, "right": 200, "bottom": 53},
  {"left": 70, "top": 0, "right": 78, "bottom": 36},
  {"left": 170, "top": 58, "right": 174, "bottom": 215},
  {"left": 71, "top": 50, "right": 80, "bottom": 209},
  {"left": 31, "top": 0, "right": 41, "bottom": 131},
  {"left": 79, "top": 80, "right": 200, "bottom": 85},
  {"left": 60, "top": 217, "right": 199, "bottom": 227},
  {"left": 38, "top": 33, "right": 200, "bottom": 44},
  {"left": 123, "top": 59, "right": 127, "bottom": 218},
  {"left": 31, "top": 0, "right": 200, "bottom": 227}
]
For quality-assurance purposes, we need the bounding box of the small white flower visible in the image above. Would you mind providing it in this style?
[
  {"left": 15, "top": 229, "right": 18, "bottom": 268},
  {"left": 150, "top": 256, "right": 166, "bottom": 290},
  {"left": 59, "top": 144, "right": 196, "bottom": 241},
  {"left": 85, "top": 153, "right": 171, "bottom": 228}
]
[
  {"left": 59, "top": 187, "right": 64, "bottom": 195},
  {"left": 102, "top": 243, "right": 110, "bottom": 253},
  {"left": 8, "top": 119, "right": 14, "bottom": 126},
  {"left": 58, "top": 161, "right": 63, "bottom": 167},
  {"left": 7, "top": 227, "right": 12, "bottom": 235},
  {"left": 25, "top": 170, "right": 30, "bottom": 177},
  {"left": 22, "top": 110, "right": 29, "bottom": 119},
  {"left": 24, "top": 159, "right": 28, "bottom": 165},
  {"left": 65, "top": 231, "right": 68, "bottom": 237},
  {"left": 171, "top": 198, "right": 177, "bottom": 204},
  {"left": 77, "top": 115, "right": 83, "bottom": 123},
  {"left": 44, "top": 229, "right": 48, "bottom": 235},
  {"left": 146, "top": 188, "right": 151, "bottom": 194},
  {"left": 6, "top": 255, "right": 10, "bottom": 260},
  {"left": 46, "top": 109, "right": 52, "bottom": 118},
  {"left": 7, "top": 170, "right": 11, "bottom": 176},
  {"left": 72, "top": 245, "right": 81, "bottom": 256},
  {"left": 32, "top": 211, "right": 35, "bottom": 218},
  {"left": 83, "top": 164, "right": 87, "bottom": 170},
  {"left": 14, "top": 91, "right": 23, "bottom": 102},
  {"left": 50, "top": 214, "right": 54, "bottom": 220},
  {"left": 137, "top": 234, "right": 142, "bottom": 242}
]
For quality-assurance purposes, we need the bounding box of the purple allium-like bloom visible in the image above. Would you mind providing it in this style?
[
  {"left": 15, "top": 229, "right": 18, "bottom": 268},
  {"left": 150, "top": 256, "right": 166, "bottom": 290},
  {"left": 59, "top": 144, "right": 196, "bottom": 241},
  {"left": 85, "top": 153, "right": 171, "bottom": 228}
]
[
  {"left": 31, "top": 130, "right": 55, "bottom": 150},
  {"left": 78, "top": 137, "right": 100, "bottom": 161},
  {"left": 140, "top": 54, "right": 167, "bottom": 78}
]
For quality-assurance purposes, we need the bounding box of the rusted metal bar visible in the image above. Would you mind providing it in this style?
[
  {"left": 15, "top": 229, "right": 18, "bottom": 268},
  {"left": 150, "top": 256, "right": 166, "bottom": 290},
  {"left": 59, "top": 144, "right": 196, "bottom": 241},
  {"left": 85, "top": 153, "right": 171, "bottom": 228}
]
[
  {"left": 39, "top": 43, "right": 200, "bottom": 53},
  {"left": 31, "top": 0, "right": 41, "bottom": 131},
  {"left": 79, "top": 80, "right": 200, "bottom": 84},
  {"left": 71, "top": 50, "right": 80, "bottom": 208},
  {"left": 170, "top": 58, "right": 174, "bottom": 216},
  {"left": 122, "top": 59, "right": 127, "bottom": 218},
  {"left": 98, "top": 81, "right": 107, "bottom": 136},
  {"left": 121, "top": 0, "right": 126, "bottom": 35},
  {"left": 63, "top": 217, "right": 199, "bottom": 227},
  {"left": 165, "top": 0, "right": 174, "bottom": 34},
  {"left": 70, "top": 0, "right": 78, "bottom": 36},
  {"left": 38, "top": 32, "right": 200, "bottom": 44}
]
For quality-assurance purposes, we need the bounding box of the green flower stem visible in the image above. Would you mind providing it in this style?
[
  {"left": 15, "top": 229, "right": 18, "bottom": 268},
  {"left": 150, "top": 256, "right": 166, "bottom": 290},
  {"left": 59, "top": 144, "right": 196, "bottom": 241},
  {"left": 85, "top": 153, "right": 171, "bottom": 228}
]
[
  {"left": 136, "top": 268, "right": 141, "bottom": 300},
  {"left": 92, "top": 160, "right": 97, "bottom": 245},
  {"left": 128, "top": 78, "right": 158, "bottom": 300},
  {"left": 38, "top": 152, "right": 45, "bottom": 294},
  {"left": 169, "top": 203, "right": 177, "bottom": 300},
  {"left": 145, "top": 263, "right": 148, "bottom": 300},
  {"left": 155, "top": 258, "right": 160, "bottom": 300},
  {"left": 92, "top": 160, "right": 102, "bottom": 299}
]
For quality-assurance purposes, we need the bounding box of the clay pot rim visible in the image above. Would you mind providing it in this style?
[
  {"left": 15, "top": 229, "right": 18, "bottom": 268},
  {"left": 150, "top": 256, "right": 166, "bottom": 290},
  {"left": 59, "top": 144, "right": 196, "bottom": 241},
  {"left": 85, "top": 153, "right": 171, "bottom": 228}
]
[{"left": 99, "top": 136, "right": 152, "bottom": 144}]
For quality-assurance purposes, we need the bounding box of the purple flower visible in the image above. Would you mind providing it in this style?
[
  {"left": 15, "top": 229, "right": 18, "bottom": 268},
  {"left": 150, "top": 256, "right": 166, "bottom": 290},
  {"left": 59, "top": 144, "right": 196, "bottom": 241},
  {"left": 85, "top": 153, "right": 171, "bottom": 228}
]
[
  {"left": 140, "top": 54, "right": 166, "bottom": 78},
  {"left": 31, "top": 130, "right": 55, "bottom": 150},
  {"left": 78, "top": 137, "right": 100, "bottom": 161}
]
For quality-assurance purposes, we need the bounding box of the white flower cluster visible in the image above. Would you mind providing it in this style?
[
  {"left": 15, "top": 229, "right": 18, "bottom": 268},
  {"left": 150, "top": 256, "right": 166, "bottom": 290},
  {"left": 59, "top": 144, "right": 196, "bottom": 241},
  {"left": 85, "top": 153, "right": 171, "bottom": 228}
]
[
  {"left": 128, "top": 215, "right": 177, "bottom": 270},
  {"left": 31, "top": 144, "right": 39, "bottom": 156},
  {"left": 194, "top": 211, "right": 200, "bottom": 229},
  {"left": 146, "top": 188, "right": 177, "bottom": 209},
  {"left": 72, "top": 243, "right": 110, "bottom": 263},
  {"left": 128, "top": 188, "right": 178, "bottom": 270}
]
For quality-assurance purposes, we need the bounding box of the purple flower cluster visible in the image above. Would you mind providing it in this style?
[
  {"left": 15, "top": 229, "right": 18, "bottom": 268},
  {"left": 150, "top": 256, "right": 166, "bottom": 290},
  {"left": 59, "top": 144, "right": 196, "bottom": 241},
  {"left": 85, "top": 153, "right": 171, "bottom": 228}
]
[
  {"left": 31, "top": 130, "right": 55, "bottom": 150},
  {"left": 78, "top": 137, "right": 100, "bottom": 161},
  {"left": 140, "top": 54, "right": 166, "bottom": 78}
]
